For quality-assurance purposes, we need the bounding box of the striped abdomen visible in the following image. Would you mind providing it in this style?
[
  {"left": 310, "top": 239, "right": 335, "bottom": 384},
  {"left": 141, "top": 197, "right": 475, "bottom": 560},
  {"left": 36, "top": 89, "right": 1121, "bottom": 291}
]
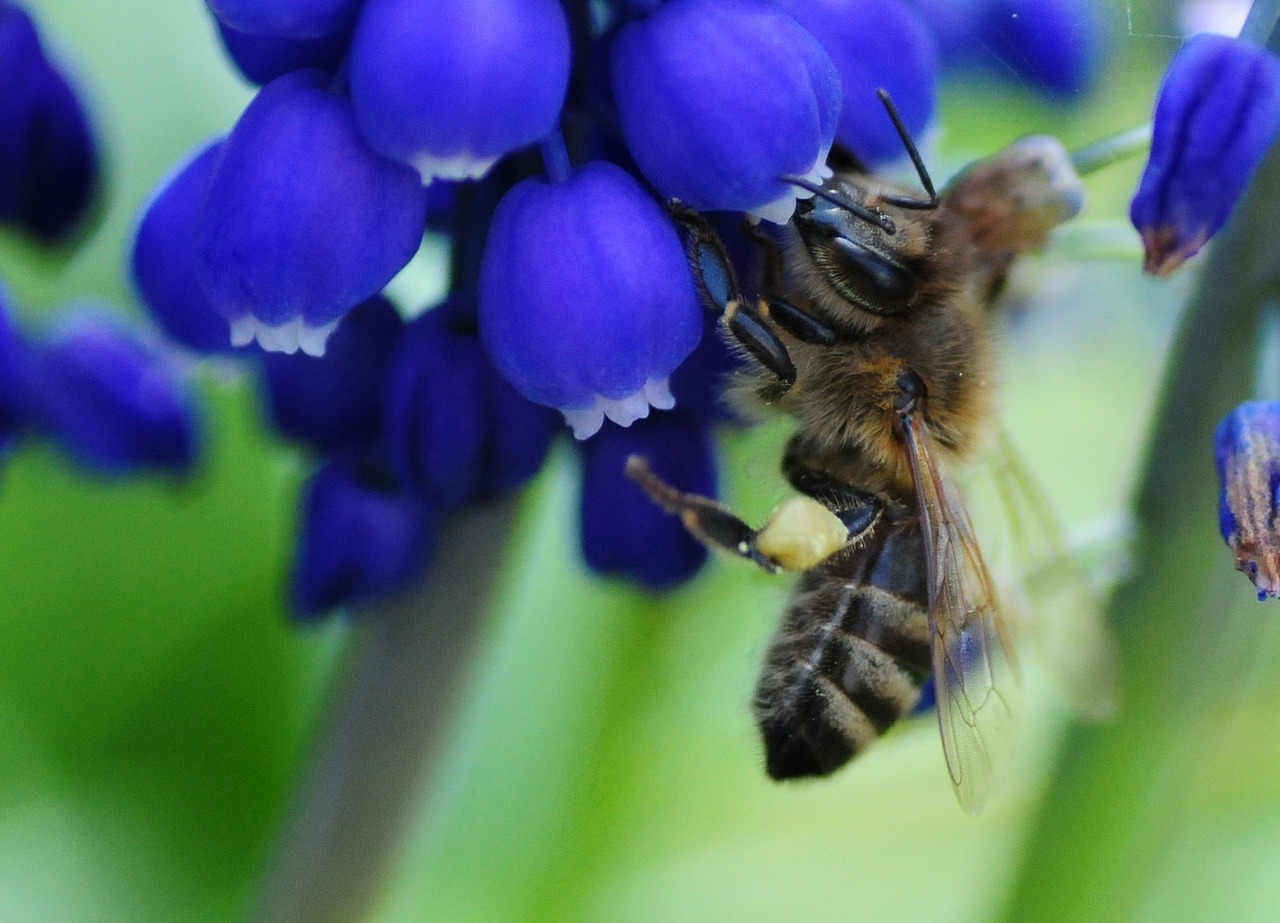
[{"left": 754, "top": 517, "right": 932, "bottom": 780}]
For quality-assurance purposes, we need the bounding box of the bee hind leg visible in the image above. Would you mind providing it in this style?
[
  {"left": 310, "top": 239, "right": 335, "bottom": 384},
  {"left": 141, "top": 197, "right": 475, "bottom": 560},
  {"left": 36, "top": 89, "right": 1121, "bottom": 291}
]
[{"left": 627, "top": 455, "right": 875, "bottom": 573}]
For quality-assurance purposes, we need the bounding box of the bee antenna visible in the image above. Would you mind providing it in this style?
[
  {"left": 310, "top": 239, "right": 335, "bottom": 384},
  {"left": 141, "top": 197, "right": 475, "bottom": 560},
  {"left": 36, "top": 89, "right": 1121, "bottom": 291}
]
[
  {"left": 779, "top": 174, "right": 897, "bottom": 235},
  {"left": 875, "top": 88, "right": 939, "bottom": 211}
]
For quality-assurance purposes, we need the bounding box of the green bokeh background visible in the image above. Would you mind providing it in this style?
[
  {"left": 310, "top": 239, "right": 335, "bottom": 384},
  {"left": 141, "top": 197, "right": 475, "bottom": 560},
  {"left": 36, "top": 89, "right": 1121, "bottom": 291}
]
[{"left": 4, "top": 2, "right": 1280, "bottom": 921}]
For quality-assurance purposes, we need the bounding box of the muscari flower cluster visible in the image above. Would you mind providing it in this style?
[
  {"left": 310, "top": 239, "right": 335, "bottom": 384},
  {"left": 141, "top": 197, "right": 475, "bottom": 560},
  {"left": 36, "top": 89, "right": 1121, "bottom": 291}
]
[
  {"left": 1128, "top": 30, "right": 1280, "bottom": 602},
  {"left": 0, "top": 5, "right": 197, "bottom": 480},
  {"left": 15, "top": 0, "right": 1277, "bottom": 609}
]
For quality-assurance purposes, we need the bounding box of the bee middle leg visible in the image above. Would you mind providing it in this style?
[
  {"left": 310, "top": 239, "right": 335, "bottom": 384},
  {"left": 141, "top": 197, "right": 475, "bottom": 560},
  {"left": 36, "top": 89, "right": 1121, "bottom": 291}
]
[
  {"left": 627, "top": 455, "right": 881, "bottom": 574},
  {"left": 668, "top": 202, "right": 799, "bottom": 389}
]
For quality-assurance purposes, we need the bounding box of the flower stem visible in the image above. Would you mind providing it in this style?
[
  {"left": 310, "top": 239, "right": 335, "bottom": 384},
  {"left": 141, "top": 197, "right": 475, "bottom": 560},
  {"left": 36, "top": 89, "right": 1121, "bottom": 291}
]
[
  {"left": 248, "top": 499, "right": 517, "bottom": 923},
  {"left": 1070, "top": 124, "right": 1151, "bottom": 178},
  {"left": 993, "top": 106, "right": 1280, "bottom": 923}
]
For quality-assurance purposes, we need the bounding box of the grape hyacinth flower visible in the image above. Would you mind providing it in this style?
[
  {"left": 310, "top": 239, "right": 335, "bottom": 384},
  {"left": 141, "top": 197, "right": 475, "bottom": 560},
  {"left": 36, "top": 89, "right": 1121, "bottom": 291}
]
[
  {"left": 291, "top": 451, "right": 438, "bottom": 619},
  {"left": 0, "top": 282, "right": 27, "bottom": 455},
  {"left": 212, "top": 18, "right": 352, "bottom": 86},
  {"left": 349, "top": 0, "right": 571, "bottom": 183},
  {"left": 1131, "top": 33, "right": 1280, "bottom": 276},
  {"left": 259, "top": 295, "right": 403, "bottom": 454},
  {"left": 0, "top": 1, "right": 99, "bottom": 244},
  {"left": 479, "top": 160, "right": 702, "bottom": 439},
  {"left": 195, "top": 70, "right": 427, "bottom": 355},
  {"left": 610, "top": 0, "right": 841, "bottom": 222},
  {"left": 776, "top": 0, "right": 938, "bottom": 166},
  {"left": 386, "top": 301, "right": 558, "bottom": 510},
  {"left": 580, "top": 414, "right": 716, "bottom": 590},
  {"left": 204, "top": 0, "right": 361, "bottom": 40},
  {"left": 1216, "top": 401, "right": 1280, "bottom": 601},
  {"left": 24, "top": 313, "right": 200, "bottom": 475},
  {"left": 131, "top": 138, "right": 236, "bottom": 355}
]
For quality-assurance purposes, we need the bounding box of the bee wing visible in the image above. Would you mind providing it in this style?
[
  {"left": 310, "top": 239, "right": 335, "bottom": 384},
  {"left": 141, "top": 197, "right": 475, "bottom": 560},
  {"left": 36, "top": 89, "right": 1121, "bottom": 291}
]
[
  {"left": 902, "top": 413, "right": 1019, "bottom": 815},
  {"left": 966, "top": 427, "right": 1120, "bottom": 721}
]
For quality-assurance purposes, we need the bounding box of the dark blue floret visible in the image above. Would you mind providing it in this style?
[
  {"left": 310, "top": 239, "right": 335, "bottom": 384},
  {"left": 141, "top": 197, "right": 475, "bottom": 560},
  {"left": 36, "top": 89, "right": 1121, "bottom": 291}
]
[
  {"left": 260, "top": 295, "right": 404, "bottom": 453},
  {"left": 1131, "top": 33, "right": 1280, "bottom": 276},
  {"left": 478, "top": 160, "right": 701, "bottom": 439},
  {"left": 291, "top": 451, "right": 438, "bottom": 620},
  {"left": 0, "top": 282, "right": 29, "bottom": 454},
  {"left": 385, "top": 302, "right": 558, "bottom": 510},
  {"left": 131, "top": 138, "right": 238, "bottom": 355},
  {"left": 777, "top": 0, "right": 938, "bottom": 166},
  {"left": 349, "top": 0, "right": 571, "bottom": 182},
  {"left": 609, "top": 0, "right": 841, "bottom": 222},
  {"left": 579, "top": 414, "right": 715, "bottom": 590},
  {"left": 213, "top": 17, "right": 352, "bottom": 86},
  {"left": 195, "top": 69, "right": 427, "bottom": 356},
  {"left": 26, "top": 313, "right": 200, "bottom": 475},
  {"left": 205, "top": 0, "right": 361, "bottom": 41},
  {"left": 1215, "top": 401, "right": 1280, "bottom": 600},
  {"left": 0, "top": 2, "right": 98, "bottom": 243}
]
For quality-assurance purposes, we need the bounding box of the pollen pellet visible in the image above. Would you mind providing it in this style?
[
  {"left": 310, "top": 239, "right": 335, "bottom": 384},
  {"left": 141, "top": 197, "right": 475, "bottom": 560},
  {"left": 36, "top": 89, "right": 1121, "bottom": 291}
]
[{"left": 756, "top": 496, "right": 848, "bottom": 571}]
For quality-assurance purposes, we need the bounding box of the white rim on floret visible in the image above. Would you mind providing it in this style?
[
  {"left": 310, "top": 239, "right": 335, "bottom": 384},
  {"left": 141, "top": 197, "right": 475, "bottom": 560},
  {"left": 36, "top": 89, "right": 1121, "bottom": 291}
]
[
  {"left": 229, "top": 314, "right": 341, "bottom": 357},
  {"left": 561, "top": 377, "right": 677, "bottom": 440}
]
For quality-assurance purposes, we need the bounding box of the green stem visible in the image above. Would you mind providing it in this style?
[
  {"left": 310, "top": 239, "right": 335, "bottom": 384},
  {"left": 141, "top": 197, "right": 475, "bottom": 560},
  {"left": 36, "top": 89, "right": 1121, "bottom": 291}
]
[
  {"left": 993, "top": 114, "right": 1280, "bottom": 923},
  {"left": 248, "top": 499, "right": 517, "bottom": 923}
]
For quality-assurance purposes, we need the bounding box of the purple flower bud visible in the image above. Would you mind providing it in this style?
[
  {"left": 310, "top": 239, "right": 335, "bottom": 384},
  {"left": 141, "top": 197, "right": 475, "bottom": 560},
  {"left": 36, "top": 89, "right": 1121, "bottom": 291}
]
[
  {"left": 1131, "top": 34, "right": 1280, "bottom": 276},
  {"left": 131, "top": 138, "right": 237, "bottom": 354},
  {"left": 776, "top": 0, "right": 938, "bottom": 166},
  {"left": 980, "top": 0, "right": 1104, "bottom": 99},
  {"left": 291, "top": 451, "right": 437, "bottom": 619},
  {"left": 349, "top": 0, "right": 570, "bottom": 182},
  {"left": 26, "top": 314, "right": 199, "bottom": 475},
  {"left": 260, "top": 295, "right": 403, "bottom": 453},
  {"left": 0, "top": 2, "right": 98, "bottom": 243},
  {"left": 610, "top": 0, "right": 841, "bottom": 223},
  {"left": 0, "top": 282, "right": 28, "bottom": 453},
  {"left": 213, "top": 17, "right": 351, "bottom": 86},
  {"left": 205, "top": 0, "right": 360, "bottom": 41},
  {"left": 580, "top": 415, "right": 716, "bottom": 590},
  {"left": 1216, "top": 401, "right": 1280, "bottom": 600},
  {"left": 385, "top": 304, "right": 558, "bottom": 509},
  {"left": 195, "top": 70, "right": 427, "bottom": 356},
  {"left": 478, "top": 161, "right": 702, "bottom": 439}
]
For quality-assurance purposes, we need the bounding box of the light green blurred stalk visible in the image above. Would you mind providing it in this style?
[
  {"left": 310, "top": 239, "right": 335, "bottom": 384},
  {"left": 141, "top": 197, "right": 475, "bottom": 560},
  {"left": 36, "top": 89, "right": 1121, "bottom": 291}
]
[{"left": 996, "top": 7, "right": 1280, "bottom": 920}]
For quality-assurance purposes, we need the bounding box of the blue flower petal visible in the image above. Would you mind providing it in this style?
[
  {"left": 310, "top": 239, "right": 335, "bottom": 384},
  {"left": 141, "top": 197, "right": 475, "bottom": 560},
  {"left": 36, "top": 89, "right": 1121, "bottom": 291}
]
[
  {"left": 777, "top": 0, "right": 938, "bottom": 166},
  {"left": 349, "top": 0, "right": 570, "bottom": 182},
  {"left": 579, "top": 415, "right": 716, "bottom": 590},
  {"left": 26, "top": 313, "right": 200, "bottom": 475},
  {"left": 385, "top": 304, "right": 557, "bottom": 509},
  {"left": 980, "top": 0, "right": 1105, "bottom": 99},
  {"left": 291, "top": 451, "right": 438, "bottom": 619},
  {"left": 131, "top": 137, "right": 238, "bottom": 354},
  {"left": 260, "top": 295, "right": 404, "bottom": 453},
  {"left": 1215, "top": 401, "right": 1280, "bottom": 600},
  {"left": 195, "top": 70, "right": 427, "bottom": 355},
  {"left": 1131, "top": 34, "right": 1280, "bottom": 276},
  {"left": 479, "top": 161, "right": 702, "bottom": 438},
  {"left": 610, "top": 0, "right": 841, "bottom": 222},
  {"left": 205, "top": 0, "right": 360, "bottom": 40},
  {"left": 213, "top": 16, "right": 351, "bottom": 86},
  {"left": 0, "top": 3, "right": 98, "bottom": 243}
]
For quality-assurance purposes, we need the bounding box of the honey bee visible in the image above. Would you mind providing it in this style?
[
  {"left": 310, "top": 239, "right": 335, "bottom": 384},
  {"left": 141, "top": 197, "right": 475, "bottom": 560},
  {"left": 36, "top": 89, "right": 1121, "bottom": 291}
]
[{"left": 628, "top": 91, "right": 1110, "bottom": 814}]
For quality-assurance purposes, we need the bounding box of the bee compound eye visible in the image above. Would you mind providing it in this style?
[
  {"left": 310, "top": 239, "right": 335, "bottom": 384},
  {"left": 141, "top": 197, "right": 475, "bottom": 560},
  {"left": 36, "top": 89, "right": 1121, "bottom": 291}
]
[{"left": 829, "top": 237, "right": 917, "bottom": 311}]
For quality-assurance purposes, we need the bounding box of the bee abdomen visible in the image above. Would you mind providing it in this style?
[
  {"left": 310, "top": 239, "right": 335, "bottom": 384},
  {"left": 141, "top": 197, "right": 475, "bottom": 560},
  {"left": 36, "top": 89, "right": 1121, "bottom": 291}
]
[{"left": 755, "top": 576, "right": 931, "bottom": 781}]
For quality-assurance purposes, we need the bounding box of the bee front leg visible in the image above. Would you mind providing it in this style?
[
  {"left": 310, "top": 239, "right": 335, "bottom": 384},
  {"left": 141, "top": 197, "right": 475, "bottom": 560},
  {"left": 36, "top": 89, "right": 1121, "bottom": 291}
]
[
  {"left": 667, "top": 202, "right": 798, "bottom": 388},
  {"left": 627, "top": 456, "right": 875, "bottom": 573},
  {"left": 739, "top": 220, "right": 837, "bottom": 347}
]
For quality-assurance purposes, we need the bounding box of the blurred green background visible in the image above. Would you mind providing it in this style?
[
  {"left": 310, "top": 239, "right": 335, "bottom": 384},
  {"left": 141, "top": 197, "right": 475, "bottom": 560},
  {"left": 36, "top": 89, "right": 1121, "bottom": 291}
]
[{"left": 4, "top": 1, "right": 1280, "bottom": 921}]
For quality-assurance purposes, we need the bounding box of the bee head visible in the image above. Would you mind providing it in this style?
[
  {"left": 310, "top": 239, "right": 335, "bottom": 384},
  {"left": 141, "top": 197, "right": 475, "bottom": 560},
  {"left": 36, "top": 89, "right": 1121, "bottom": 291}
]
[{"left": 793, "top": 192, "right": 921, "bottom": 318}]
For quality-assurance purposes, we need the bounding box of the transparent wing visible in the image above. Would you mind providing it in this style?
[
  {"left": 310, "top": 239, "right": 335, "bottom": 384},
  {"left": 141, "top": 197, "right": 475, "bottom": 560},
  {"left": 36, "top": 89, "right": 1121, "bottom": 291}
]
[
  {"left": 965, "top": 426, "right": 1121, "bottom": 721},
  {"left": 902, "top": 413, "right": 1019, "bottom": 815}
]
